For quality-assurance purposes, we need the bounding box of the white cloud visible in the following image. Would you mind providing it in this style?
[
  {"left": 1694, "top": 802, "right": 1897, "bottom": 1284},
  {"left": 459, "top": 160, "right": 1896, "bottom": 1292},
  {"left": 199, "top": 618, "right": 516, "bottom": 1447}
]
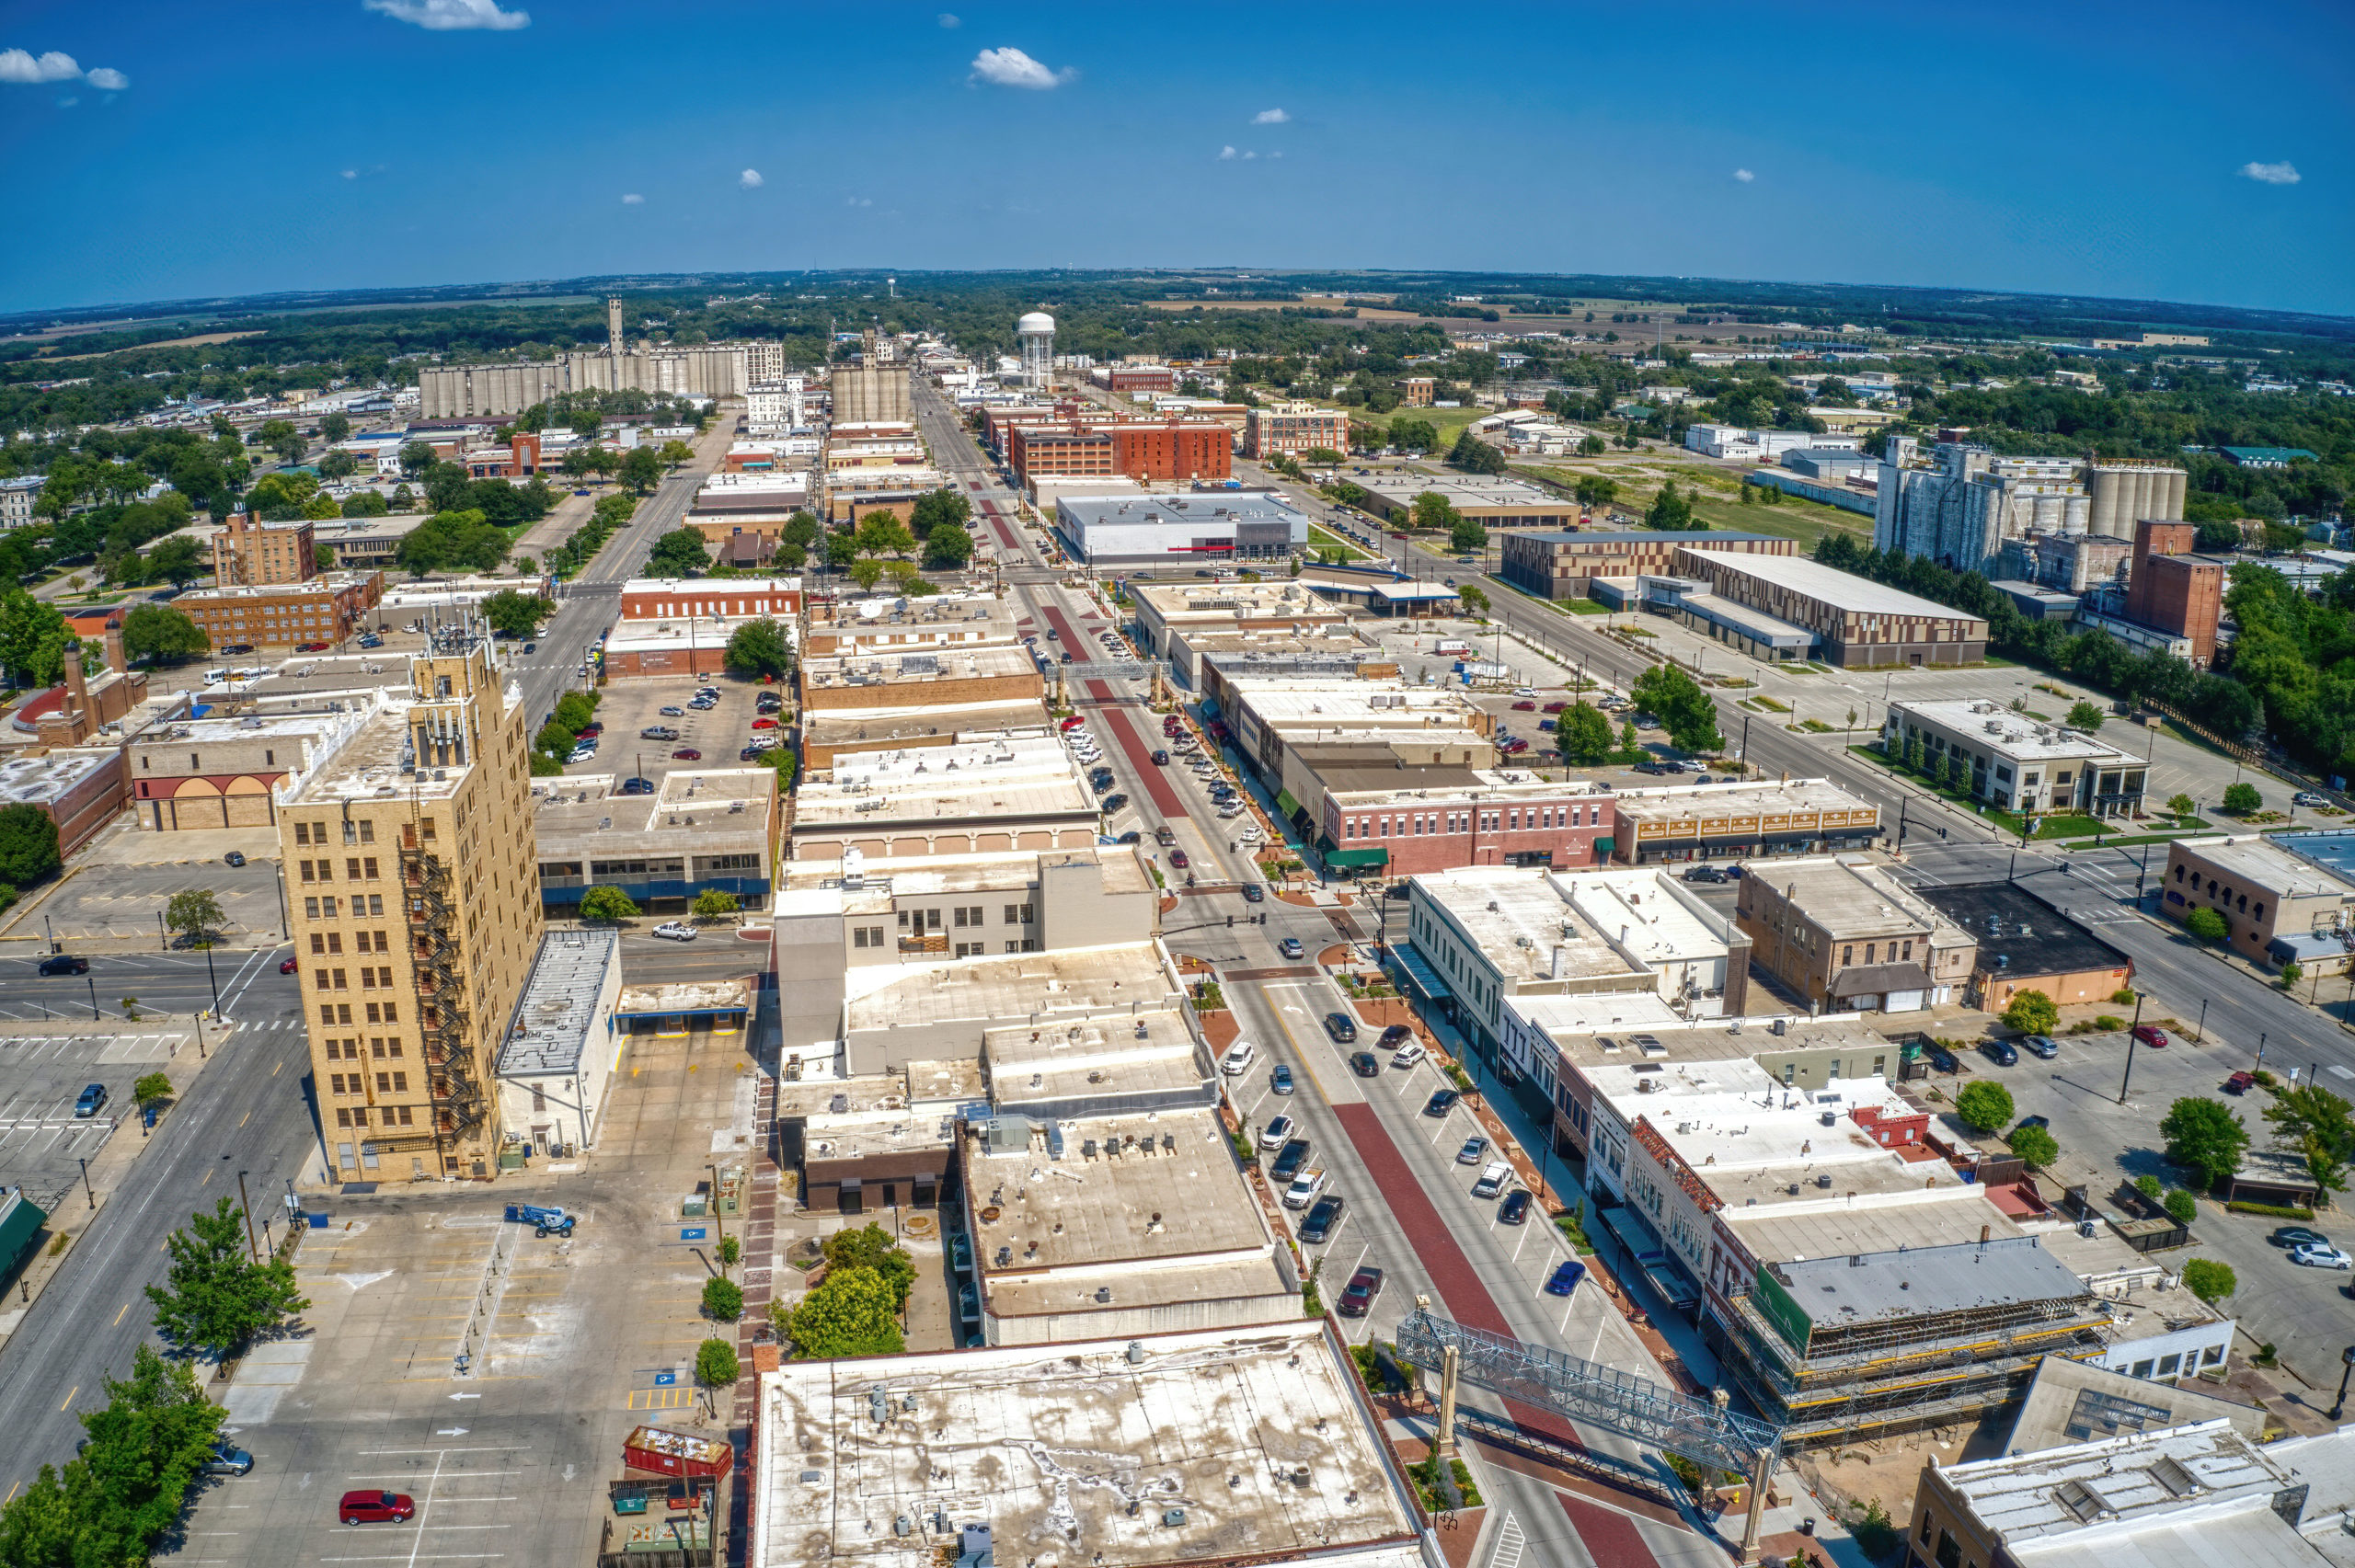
[
  {"left": 2239, "top": 160, "right": 2301, "bottom": 186},
  {"left": 1218, "top": 145, "right": 1236, "bottom": 160},
  {"left": 845, "top": 196, "right": 872, "bottom": 207},
  {"left": 1733, "top": 167, "right": 1754, "bottom": 182},
  {"left": 1252, "top": 108, "right": 1288, "bottom": 124},
  {"left": 362, "top": 0, "right": 530, "bottom": 31},
  {"left": 55, "top": 95, "right": 75, "bottom": 108},
  {"left": 85, "top": 66, "right": 127, "bottom": 90},
  {"left": 1243, "top": 150, "right": 1257, "bottom": 160},
  {"left": 621, "top": 192, "right": 644, "bottom": 204},
  {"left": 1268, "top": 150, "right": 1281, "bottom": 159},
  {"left": 937, "top": 12, "right": 959, "bottom": 26},
  {"left": 970, "top": 46, "right": 1074, "bottom": 89},
  {"left": 341, "top": 168, "right": 359, "bottom": 179},
  {"left": 0, "top": 49, "right": 82, "bottom": 84},
  {"left": 739, "top": 168, "right": 764, "bottom": 189}
]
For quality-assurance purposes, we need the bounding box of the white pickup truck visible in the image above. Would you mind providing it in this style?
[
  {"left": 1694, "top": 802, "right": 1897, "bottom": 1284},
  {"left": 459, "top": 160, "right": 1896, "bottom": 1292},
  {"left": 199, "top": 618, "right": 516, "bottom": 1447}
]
[
  {"left": 1283, "top": 1167, "right": 1328, "bottom": 1209},
  {"left": 1469, "top": 1162, "right": 1513, "bottom": 1200}
]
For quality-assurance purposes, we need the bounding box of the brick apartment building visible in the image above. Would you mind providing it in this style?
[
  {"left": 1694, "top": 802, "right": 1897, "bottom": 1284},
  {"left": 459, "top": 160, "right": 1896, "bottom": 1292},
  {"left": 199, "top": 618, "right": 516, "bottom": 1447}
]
[
  {"left": 462, "top": 432, "right": 543, "bottom": 479},
  {"left": 1316, "top": 765, "right": 1616, "bottom": 876},
  {"left": 2123, "top": 520, "right": 2224, "bottom": 666},
  {"left": 211, "top": 512, "right": 318, "bottom": 588},
  {"left": 1500, "top": 530, "right": 1796, "bottom": 600},
  {"left": 1243, "top": 401, "right": 1349, "bottom": 460},
  {"left": 1090, "top": 364, "right": 1176, "bottom": 395},
  {"left": 178, "top": 572, "right": 385, "bottom": 649},
  {"left": 1007, "top": 420, "right": 1232, "bottom": 488},
  {"left": 619, "top": 578, "right": 801, "bottom": 621}
]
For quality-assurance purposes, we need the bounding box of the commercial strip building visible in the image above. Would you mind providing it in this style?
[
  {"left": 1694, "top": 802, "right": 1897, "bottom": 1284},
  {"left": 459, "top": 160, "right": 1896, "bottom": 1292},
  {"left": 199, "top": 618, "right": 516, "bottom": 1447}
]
[
  {"left": 491, "top": 928, "right": 624, "bottom": 1157},
  {"left": 1129, "top": 578, "right": 1351, "bottom": 685},
  {"left": 1686, "top": 426, "right": 1864, "bottom": 464},
  {"left": 0, "top": 747, "right": 133, "bottom": 860},
  {"left": 1735, "top": 855, "right": 1977, "bottom": 1013},
  {"left": 800, "top": 642, "right": 1043, "bottom": 714},
  {"left": 802, "top": 590, "right": 1021, "bottom": 659},
  {"left": 530, "top": 768, "right": 776, "bottom": 913},
  {"left": 275, "top": 642, "right": 543, "bottom": 1184},
  {"left": 2163, "top": 833, "right": 2355, "bottom": 976},
  {"left": 1349, "top": 472, "right": 1575, "bottom": 528},
  {"left": 1916, "top": 880, "right": 2137, "bottom": 1010},
  {"left": 1052, "top": 492, "right": 1310, "bottom": 571},
  {"left": 786, "top": 732, "right": 1103, "bottom": 865},
  {"left": 1604, "top": 777, "right": 1881, "bottom": 865},
  {"left": 777, "top": 846, "right": 1157, "bottom": 975},
  {"left": 1398, "top": 864, "right": 1749, "bottom": 1070},
  {"left": 746, "top": 1324, "right": 1430, "bottom": 1568},
  {"left": 1884, "top": 699, "right": 2147, "bottom": 818},
  {"left": 1315, "top": 763, "right": 1615, "bottom": 876},
  {"left": 684, "top": 472, "right": 815, "bottom": 547},
  {"left": 1671, "top": 548, "right": 1990, "bottom": 668},
  {"left": 128, "top": 707, "right": 364, "bottom": 830},
  {"left": 1499, "top": 529, "right": 1795, "bottom": 601},
  {"left": 177, "top": 571, "right": 386, "bottom": 650}
]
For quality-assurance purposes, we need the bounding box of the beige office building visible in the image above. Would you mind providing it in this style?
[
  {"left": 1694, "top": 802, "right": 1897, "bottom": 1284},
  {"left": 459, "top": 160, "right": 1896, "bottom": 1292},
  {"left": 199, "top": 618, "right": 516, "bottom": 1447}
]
[{"left": 275, "top": 645, "right": 543, "bottom": 1182}]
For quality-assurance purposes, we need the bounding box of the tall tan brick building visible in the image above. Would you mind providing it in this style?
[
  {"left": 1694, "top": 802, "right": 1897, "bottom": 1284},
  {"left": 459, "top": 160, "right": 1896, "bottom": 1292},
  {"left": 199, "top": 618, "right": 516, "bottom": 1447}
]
[
  {"left": 275, "top": 643, "right": 542, "bottom": 1182},
  {"left": 211, "top": 511, "right": 318, "bottom": 587}
]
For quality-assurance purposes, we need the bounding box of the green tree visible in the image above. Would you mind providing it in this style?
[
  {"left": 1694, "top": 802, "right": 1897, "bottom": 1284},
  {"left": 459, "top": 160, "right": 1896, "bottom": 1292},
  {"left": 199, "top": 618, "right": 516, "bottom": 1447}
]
[
  {"left": 65, "top": 1344, "right": 230, "bottom": 1563},
  {"left": 144, "top": 1196, "right": 309, "bottom": 1358},
  {"left": 2223, "top": 782, "right": 2262, "bottom": 814},
  {"left": 1446, "top": 429, "right": 1508, "bottom": 475},
  {"left": 909, "top": 486, "right": 973, "bottom": 535},
  {"left": 0, "top": 589, "right": 78, "bottom": 686},
  {"left": 701, "top": 1276, "right": 744, "bottom": 1322},
  {"left": 692, "top": 889, "right": 741, "bottom": 921},
  {"left": 121, "top": 603, "right": 208, "bottom": 664},
  {"left": 1630, "top": 663, "right": 1724, "bottom": 753},
  {"left": 2183, "top": 906, "right": 2230, "bottom": 943},
  {"left": 781, "top": 510, "right": 821, "bottom": 553},
  {"left": 724, "top": 617, "right": 794, "bottom": 681},
  {"left": 134, "top": 1071, "right": 174, "bottom": 1109},
  {"left": 695, "top": 1337, "right": 740, "bottom": 1387},
  {"left": 645, "top": 527, "right": 712, "bottom": 578},
  {"left": 2161, "top": 1096, "right": 2249, "bottom": 1188},
  {"left": 399, "top": 440, "right": 438, "bottom": 476},
  {"left": 2001, "top": 990, "right": 2060, "bottom": 1036},
  {"left": 847, "top": 557, "right": 885, "bottom": 591},
  {"left": 2163, "top": 1188, "right": 2199, "bottom": 1223},
  {"left": 821, "top": 1223, "right": 917, "bottom": 1310},
  {"left": 146, "top": 534, "right": 204, "bottom": 589},
  {"left": 855, "top": 515, "right": 917, "bottom": 557},
  {"left": 165, "top": 888, "right": 226, "bottom": 947},
  {"left": 1573, "top": 475, "right": 1618, "bottom": 510},
  {"left": 2264, "top": 1084, "right": 2355, "bottom": 1197},
  {"left": 0, "top": 802, "right": 61, "bottom": 887},
  {"left": 1557, "top": 701, "right": 1614, "bottom": 765},
  {"left": 783, "top": 1265, "right": 905, "bottom": 1359},
  {"left": 1456, "top": 583, "right": 1488, "bottom": 617},
  {"left": 316, "top": 449, "right": 359, "bottom": 481},
  {"left": 2065, "top": 700, "right": 2107, "bottom": 729},
  {"left": 1644, "top": 481, "right": 1695, "bottom": 531},
  {"left": 620, "top": 446, "right": 662, "bottom": 495},
  {"left": 2167, "top": 792, "right": 2197, "bottom": 818},
  {"left": 1449, "top": 514, "right": 1488, "bottom": 555},
  {"left": 658, "top": 440, "right": 695, "bottom": 468},
  {"left": 1408, "top": 491, "right": 1459, "bottom": 532},
  {"left": 1903, "top": 732, "right": 1927, "bottom": 773},
  {"left": 923, "top": 521, "right": 973, "bottom": 570},
  {"left": 1954, "top": 1080, "right": 2016, "bottom": 1135},
  {"left": 2280, "top": 960, "right": 2304, "bottom": 989},
  {"left": 1303, "top": 447, "right": 1344, "bottom": 466},
  {"left": 752, "top": 745, "right": 797, "bottom": 788},
  {"left": 1388, "top": 418, "right": 1438, "bottom": 454},
  {"left": 478, "top": 589, "right": 555, "bottom": 640},
  {"left": 320, "top": 412, "right": 352, "bottom": 444},
  {"left": 2180, "top": 1258, "right": 2236, "bottom": 1303},
  {"left": 2009, "top": 1124, "right": 2060, "bottom": 1169},
  {"left": 577, "top": 887, "right": 638, "bottom": 923}
]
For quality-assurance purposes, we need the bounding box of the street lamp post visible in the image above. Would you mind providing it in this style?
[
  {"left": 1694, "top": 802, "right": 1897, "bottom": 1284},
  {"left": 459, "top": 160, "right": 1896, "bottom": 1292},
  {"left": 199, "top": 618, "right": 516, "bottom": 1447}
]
[
  {"left": 2118, "top": 991, "right": 2145, "bottom": 1104},
  {"left": 2335, "top": 1345, "right": 2355, "bottom": 1421},
  {"left": 203, "top": 941, "right": 223, "bottom": 1022},
  {"left": 78, "top": 1156, "right": 95, "bottom": 1210},
  {"left": 86, "top": 976, "right": 98, "bottom": 1022}
]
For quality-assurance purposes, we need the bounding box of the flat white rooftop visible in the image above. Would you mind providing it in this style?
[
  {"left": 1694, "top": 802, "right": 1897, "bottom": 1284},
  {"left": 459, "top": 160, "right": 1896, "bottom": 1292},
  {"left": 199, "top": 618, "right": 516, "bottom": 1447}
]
[
  {"left": 750, "top": 1324, "right": 1425, "bottom": 1568},
  {"left": 1411, "top": 866, "right": 1639, "bottom": 984},
  {"left": 1891, "top": 699, "right": 2139, "bottom": 764},
  {"left": 1685, "top": 548, "right": 1984, "bottom": 619}
]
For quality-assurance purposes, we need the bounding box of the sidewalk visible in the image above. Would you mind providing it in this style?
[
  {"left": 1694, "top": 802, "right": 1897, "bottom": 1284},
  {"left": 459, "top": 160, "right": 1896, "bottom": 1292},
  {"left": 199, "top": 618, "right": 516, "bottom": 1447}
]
[{"left": 0, "top": 1015, "right": 237, "bottom": 1350}]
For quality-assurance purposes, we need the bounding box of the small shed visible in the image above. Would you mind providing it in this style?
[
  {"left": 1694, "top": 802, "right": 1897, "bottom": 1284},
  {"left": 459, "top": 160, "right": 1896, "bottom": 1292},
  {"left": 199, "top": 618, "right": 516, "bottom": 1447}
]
[{"left": 2225, "top": 1147, "right": 2322, "bottom": 1209}]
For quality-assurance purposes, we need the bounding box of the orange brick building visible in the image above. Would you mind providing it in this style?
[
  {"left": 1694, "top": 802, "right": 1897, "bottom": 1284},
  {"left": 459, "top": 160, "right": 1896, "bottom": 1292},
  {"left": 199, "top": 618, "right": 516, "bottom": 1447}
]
[
  {"left": 2124, "top": 520, "right": 2224, "bottom": 666},
  {"left": 1007, "top": 420, "right": 1231, "bottom": 488},
  {"left": 212, "top": 512, "right": 318, "bottom": 588},
  {"left": 178, "top": 572, "right": 386, "bottom": 650}
]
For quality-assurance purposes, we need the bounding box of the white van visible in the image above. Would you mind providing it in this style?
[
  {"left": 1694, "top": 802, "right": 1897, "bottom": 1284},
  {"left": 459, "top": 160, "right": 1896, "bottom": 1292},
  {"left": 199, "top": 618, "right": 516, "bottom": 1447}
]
[{"left": 1221, "top": 1039, "right": 1257, "bottom": 1076}]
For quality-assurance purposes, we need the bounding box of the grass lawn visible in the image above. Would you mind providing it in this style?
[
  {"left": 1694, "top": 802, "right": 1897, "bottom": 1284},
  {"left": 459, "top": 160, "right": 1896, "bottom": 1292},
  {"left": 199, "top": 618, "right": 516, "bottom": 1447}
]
[{"left": 1307, "top": 524, "right": 1374, "bottom": 558}]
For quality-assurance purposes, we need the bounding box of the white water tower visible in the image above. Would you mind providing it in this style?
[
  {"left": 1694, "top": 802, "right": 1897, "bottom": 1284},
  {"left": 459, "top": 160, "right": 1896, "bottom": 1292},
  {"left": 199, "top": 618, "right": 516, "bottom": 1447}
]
[{"left": 1017, "top": 310, "right": 1055, "bottom": 390}]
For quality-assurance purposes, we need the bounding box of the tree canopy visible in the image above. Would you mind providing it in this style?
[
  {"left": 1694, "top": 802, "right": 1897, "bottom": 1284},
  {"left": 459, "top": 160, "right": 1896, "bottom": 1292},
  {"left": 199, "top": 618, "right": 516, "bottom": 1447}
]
[
  {"left": 164, "top": 889, "right": 225, "bottom": 945},
  {"left": 395, "top": 509, "right": 510, "bottom": 578},
  {"left": 783, "top": 1265, "right": 904, "bottom": 1359},
  {"left": 0, "top": 802, "right": 62, "bottom": 888},
  {"left": 909, "top": 486, "right": 972, "bottom": 535},
  {"left": 1630, "top": 663, "right": 1725, "bottom": 753},
  {"left": 121, "top": 603, "right": 208, "bottom": 664},
  {"left": 144, "top": 1196, "right": 309, "bottom": 1358},
  {"left": 0, "top": 590, "right": 78, "bottom": 687},
  {"left": 2001, "top": 990, "right": 2060, "bottom": 1036},
  {"left": 1954, "top": 1080, "right": 2016, "bottom": 1135},
  {"left": 478, "top": 589, "right": 554, "bottom": 640},
  {"left": 2161, "top": 1096, "right": 2249, "bottom": 1188},
  {"left": 1446, "top": 429, "right": 1507, "bottom": 475},
  {"left": 645, "top": 526, "right": 712, "bottom": 578},
  {"left": 1556, "top": 700, "right": 1615, "bottom": 765},
  {"left": 577, "top": 887, "right": 639, "bottom": 923},
  {"left": 724, "top": 617, "right": 793, "bottom": 680}
]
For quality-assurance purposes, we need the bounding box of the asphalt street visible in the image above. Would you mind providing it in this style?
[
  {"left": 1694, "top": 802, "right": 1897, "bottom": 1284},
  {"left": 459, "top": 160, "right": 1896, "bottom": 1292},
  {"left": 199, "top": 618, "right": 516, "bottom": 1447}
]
[{"left": 0, "top": 965, "right": 315, "bottom": 1505}]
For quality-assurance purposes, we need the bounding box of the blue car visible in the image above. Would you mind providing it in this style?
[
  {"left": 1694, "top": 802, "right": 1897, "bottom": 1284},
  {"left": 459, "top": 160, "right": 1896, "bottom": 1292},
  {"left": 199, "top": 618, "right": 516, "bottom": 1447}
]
[
  {"left": 1270, "top": 1065, "right": 1294, "bottom": 1095},
  {"left": 1544, "top": 1259, "right": 1587, "bottom": 1298}
]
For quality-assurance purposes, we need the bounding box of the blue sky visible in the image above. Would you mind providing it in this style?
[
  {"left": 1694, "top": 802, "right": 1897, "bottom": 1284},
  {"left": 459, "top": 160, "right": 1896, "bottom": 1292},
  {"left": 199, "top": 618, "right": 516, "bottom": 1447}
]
[{"left": 2, "top": 0, "right": 2349, "bottom": 318}]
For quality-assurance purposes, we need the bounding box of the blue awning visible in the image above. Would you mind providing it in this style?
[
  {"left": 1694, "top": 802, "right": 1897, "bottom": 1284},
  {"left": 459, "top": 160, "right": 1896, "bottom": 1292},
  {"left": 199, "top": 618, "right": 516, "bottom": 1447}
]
[
  {"left": 1600, "top": 1205, "right": 1700, "bottom": 1310},
  {"left": 1393, "top": 945, "right": 1453, "bottom": 1002}
]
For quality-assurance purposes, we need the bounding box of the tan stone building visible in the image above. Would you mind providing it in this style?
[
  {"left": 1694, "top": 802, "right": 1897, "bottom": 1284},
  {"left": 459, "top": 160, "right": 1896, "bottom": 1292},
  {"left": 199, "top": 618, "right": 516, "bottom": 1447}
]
[
  {"left": 1735, "top": 855, "right": 1976, "bottom": 1013},
  {"left": 2164, "top": 833, "right": 2355, "bottom": 976},
  {"left": 178, "top": 572, "right": 385, "bottom": 650},
  {"left": 211, "top": 512, "right": 317, "bottom": 588},
  {"left": 276, "top": 644, "right": 542, "bottom": 1183}
]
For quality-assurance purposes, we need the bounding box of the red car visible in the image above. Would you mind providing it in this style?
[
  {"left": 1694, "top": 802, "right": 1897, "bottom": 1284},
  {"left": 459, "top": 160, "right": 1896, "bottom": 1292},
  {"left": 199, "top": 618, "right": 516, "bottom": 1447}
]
[
  {"left": 672, "top": 748, "right": 702, "bottom": 760},
  {"left": 1169, "top": 849, "right": 1189, "bottom": 869},
  {"left": 339, "top": 1490, "right": 415, "bottom": 1526},
  {"left": 2225, "top": 1070, "right": 2255, "bottom": 1095},
  {"left": 2131, "top": 1024, "right": 2169, "bottom": 1048},
  {"left": 1542, "top": 702, "right": 1568, "bottom": 714},
  {"left": 1059, "top": 715, "right": 1086, "bottom": 733},
  {"left": 1511, "top": 700, "right": 1536, "bottom": 711},
  {"left": 579, "top": 723, "right": 603, "bottom": 737},
  {"left": 751, "top": 717, "right": 777, "bottom": 729},
  {"left": 296, "top": 641, "right": 330, "bottom": 653},
  {"left": 280, "top": 957, "right": 298, "bottom": 975}
]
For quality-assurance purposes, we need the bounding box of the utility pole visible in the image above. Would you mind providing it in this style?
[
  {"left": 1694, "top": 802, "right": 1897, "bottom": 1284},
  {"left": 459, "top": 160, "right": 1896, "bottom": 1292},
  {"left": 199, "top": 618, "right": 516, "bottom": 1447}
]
[
  {"left": 237, "top": 1171, "right": 259, "bottom": 1263},
  {"left": 2118, "top": 991, "right": 2145, "bottom": 1104}
]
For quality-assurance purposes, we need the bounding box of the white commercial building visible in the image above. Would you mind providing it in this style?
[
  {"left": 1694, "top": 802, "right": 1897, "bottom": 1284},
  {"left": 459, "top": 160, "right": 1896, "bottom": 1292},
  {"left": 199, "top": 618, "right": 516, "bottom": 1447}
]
[
  {"left": 1685, "top": 425, "right": 1862, "bottom": 463},
  {"left": 1885, "top": 698, "right": 2147, "bottom": 817},
  {"left": 492, "top": 928, "right": 625, "bottom": 1156},
  {"left": 1053, "top": 492, "right": 1309, "bottom": 571}
]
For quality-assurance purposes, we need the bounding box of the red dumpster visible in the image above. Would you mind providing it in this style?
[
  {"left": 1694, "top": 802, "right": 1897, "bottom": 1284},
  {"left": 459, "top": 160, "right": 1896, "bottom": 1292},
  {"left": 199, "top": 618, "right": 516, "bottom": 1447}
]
[{"left": 623, "top": 1425, "right": 732, "bottom": 1480}]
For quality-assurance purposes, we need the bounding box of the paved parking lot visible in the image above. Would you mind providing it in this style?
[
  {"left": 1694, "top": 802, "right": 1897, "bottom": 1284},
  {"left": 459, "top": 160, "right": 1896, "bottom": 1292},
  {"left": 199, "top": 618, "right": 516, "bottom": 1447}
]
[
  {"left": 0, "top": 1030, "right": 176, "bottom": 1209},
  {"left": 172, "top": 1022, "right": 754, "bottom": 1568},
  {"left": 0, "top": 860, "right": 288, "bottom": 949},
  {"left": 1936, "top": 1025, "right": 2355, "bottom": 1391},
  {"left": 559, "top": 674, "right": 782, "bottom": 786}
]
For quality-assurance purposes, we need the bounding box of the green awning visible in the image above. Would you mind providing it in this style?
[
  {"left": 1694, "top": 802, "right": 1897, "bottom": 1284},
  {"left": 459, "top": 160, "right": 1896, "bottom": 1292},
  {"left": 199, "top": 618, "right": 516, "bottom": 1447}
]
[
  {"left": 1592, "top": 837, "right": 1615, "bottom": 856},
  {"left": 0, "top": 1190, "right": 48, "bottom": 1274},
  {"left": 1274, "top": 789, "right": 1304, "bottom": 819},
  {"left": 1325, "top": 848, "right": 1389, "bottom": 868}
]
